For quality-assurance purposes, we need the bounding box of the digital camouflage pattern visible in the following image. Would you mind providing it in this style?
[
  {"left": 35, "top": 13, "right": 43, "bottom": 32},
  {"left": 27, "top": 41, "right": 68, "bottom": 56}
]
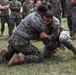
[
  {"left": 0, "top": 0, "right": 9, "bottom": 16},
  {"left": 65, "top": 0, "right": 72, "bottom": 32},
  {"left": 8, "top": 12, "right": 46, "bottom": 62},
  {"left": 41, "top": 1, "right": 51, "bottom": 10},
  {"left": 71, "top": 3, "right": 76, "bottom": 32},
  {"left": 9, "top": 0, "right": 22, "bottom": 35},
  {"left": 51, "top": 0, "right": 62, "bottom": 22},
  {"left": 9, "top": 0, "right": 22, "bottom": 18},
  {"left": 23, "top": 0, "right": 34, "bottom": 18},
  {"left": 29, "top": 8, "right": 37, "bottom": 14},
  {"left": 42, "top": 17, "right": 76, "bottom": 58},
  {"left": 0, "top": 0, "right": 9, "bottom": 35}
]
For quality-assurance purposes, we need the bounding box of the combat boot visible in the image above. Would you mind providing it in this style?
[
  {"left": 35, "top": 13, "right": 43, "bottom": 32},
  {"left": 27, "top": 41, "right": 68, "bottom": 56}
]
[
  {"left": 59, "top": 44, "right": 65, "bottom": 50},
  {"left": 0, "top": 32, "right": 3, "bottom": 37},
  {"left": 0, "top": 49, "right": 8, "bottom": 63},
  {"left": 72, "top": 49, "right": 76, "bottom": 56},
  {"left": 7, "top": 53, "right": 25, "bottom": 67}
]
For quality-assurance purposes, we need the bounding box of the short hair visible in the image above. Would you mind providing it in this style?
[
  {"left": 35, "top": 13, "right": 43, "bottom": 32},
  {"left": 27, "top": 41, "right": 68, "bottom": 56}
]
[
  {"left": 37, "top": 5, "right": 48, "bottom": 13},
  {"left": 44, "top": 10, "right": 53, "bottom": 18},
  {"left": 34, "top": 0, "right": 39, "bottom": 4}
]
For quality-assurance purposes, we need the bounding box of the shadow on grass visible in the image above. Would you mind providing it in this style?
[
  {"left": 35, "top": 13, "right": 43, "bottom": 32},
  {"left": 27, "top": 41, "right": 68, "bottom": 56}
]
[{"left": 44, "top": 54, "right": 74, "bottom": 64}]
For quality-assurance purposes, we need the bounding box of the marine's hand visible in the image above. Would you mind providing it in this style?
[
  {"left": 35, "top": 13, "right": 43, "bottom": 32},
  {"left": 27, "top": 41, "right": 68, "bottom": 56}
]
[{"left": 40, "top": 32, "right": 48, "bottom": 39}]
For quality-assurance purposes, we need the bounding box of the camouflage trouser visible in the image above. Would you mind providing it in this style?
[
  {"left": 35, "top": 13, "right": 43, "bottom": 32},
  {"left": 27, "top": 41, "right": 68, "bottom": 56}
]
[
  {"left": 9, "top": 18, "right": 21, "bottom": 35},
  {"left": 42, "top": 39, "right": 60, "bottom": 58},
  {"left": 0, "top": 16, "right": 9, "bottom": 34},
  {"left": 7, "top": 34, "right": 43, "bottom": 62},
  {"left": 59, "top": 31, "right": 76, "bottom": 50},
  {"left": 42, "top": 31, "right": 76, "bottom": 58},
  {"left": 71, "top": 13, "right": 76, "bottom": 32}
]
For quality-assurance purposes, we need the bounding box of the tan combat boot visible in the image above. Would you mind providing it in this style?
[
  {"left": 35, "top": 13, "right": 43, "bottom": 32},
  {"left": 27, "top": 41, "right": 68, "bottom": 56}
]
[
  {"left": 7, "top": 53, "right": 25, "bottom": 67},
  {"left": 59, "top": 44, "right": 65, "bottom": 50},
  {"left": 0, "top": 49, "right": 8, "bottom": 63}
]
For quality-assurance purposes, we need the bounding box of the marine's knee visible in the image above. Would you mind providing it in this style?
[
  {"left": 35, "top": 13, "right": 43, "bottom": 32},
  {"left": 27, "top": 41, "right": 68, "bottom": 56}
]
[{"left": 59, "top": 31, "right": 70, "bottom": 43}]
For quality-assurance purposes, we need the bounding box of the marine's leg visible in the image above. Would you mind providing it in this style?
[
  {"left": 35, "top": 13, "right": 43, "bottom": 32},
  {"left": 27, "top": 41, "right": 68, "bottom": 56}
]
[
  {"left": 67, "top": 16, "right": 72, "bottom": 33},
  {"left": 71, "top": 14, "right": 76, "bottom": 40},
  {"left": 16, "top": 18, "right": 21, "bottom": 27},
  {"left": 7, "top": 34, "right": 44, "bottom": 66},
  {"left": 42, "top": 41, "right": 59, "bottom": 58},
  {"left": 9, "top": 18, "right": 15, "bottom": 36},
  {"left": 0, "top": 17, "right": 6, "bottom": 36},
  {"left": 59, "top": 31, "right": 76, "bottom": 55}
]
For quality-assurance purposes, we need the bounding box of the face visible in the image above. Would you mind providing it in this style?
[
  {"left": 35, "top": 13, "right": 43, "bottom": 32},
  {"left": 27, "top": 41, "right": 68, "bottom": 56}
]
[
  {"left": 43, "top": 16, "right": 53, "bottom": 25},
  {"left": 35, "top": 1, "right": 41, "bottom": 8}
]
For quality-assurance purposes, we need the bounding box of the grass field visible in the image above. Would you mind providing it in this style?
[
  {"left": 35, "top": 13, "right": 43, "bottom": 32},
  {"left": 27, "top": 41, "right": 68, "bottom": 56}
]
[{"left": 0, "top": 18, "right": 76, "bottom": 75}]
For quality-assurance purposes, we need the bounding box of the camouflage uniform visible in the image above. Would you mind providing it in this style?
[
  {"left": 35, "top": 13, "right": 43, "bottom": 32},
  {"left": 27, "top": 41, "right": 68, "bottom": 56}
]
[
  {"left": 23, "top": 0, "right": 34, "bottom": 18},
  {"left": 9, "top": 0, "right": 22, "bottom": 36},
  {"left": 41, "top": 1, "right": 51, "bottom": 10},
  {"left": 65, "top": 0, "right": 72, "bottom": 33},
  {"left": 7, "top": 12, "right": 46, "bottom": 62},
  {"left": 0, "top": 0, "right": 9, "bottom": 35},
  {"left": 71, "top": 2, "right": 76, "bottom": 35},
  {"left": 51, "top": 0, "right": 62, "bottom": 22},
  {"left": 42, "top": 17, "right": 76, "bottom": 58},
  {"left": 29, "top": 8, "right": 37, "bottom": 14}
]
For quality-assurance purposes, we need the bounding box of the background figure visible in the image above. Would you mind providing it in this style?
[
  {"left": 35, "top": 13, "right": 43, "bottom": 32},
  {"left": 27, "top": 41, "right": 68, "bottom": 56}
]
[
  {"left": 65, "top": 0, "right": 72, "bottom": 37},
  {"left": 51, "top": 0, "right": 62, "bottom": 22},
  {"left": 23, "top": 0, "right": 34, "bottom": 18},
  {"left": 29, "top": 0, "right": 41, "bottom": 13},
  {"left": 71, "top": 0, "right": 76, "bottom": 39},
  {"left": 9, "top": 0, "right": 22, "bottom": 37},
  {"left": 0, "top": 0, "right": 9, "bottom": 37},
  {"left": 41, "top": 0, "right": 51, "bottom": 10}
]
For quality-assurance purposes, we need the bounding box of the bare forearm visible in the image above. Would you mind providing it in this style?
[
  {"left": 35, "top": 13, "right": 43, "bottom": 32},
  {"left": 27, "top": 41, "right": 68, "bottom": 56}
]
[
  {"left": 0, "top": 4, "right": 9, "bottom": 10},
  {"left": 3, "top": 4, "right": 9, "bottom": 9}
]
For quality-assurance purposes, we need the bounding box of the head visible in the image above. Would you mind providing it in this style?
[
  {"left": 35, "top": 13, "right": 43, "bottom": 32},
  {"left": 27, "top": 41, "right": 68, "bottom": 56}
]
[
  {"left": 37, "top": 4, "right": 48, "bottom": 18},
  {"left": 13, "top": 0, "right": 17, "bottom": 2},
  {"left": 42, "top": 0, "right": 48, "bottom": 3},
  {"left": 43, "top": 10, "right": 53, "bottom": 25},
  {"left": 34, "top": 0, "right": 41, "bottom": 9}
]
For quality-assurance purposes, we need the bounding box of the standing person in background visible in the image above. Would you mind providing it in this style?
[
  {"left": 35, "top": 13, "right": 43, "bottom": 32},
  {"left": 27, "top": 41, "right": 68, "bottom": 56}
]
[
  {"left": 23, "top": 0, "right": 34, "bottom": 18},
  {"left": 65, "top": 0, "right": 72, "bottom": 39},
  {"left": 51, "top": 0, "right": 62, "bottom": 22},
  {"left": 29, "top": 0, "right": 41, "bottom": 13},
  {"left": 9, "top": 0, "right": 22, "bottom": 37},
  {"left": 41, "top": 0, "right": 51, "bottom": 10},
  {"left": 0, "top": 0, "right": 10, "bottom": 37},
  {"left": 71, "top": 0, "right": 76, "bottom": 39}
]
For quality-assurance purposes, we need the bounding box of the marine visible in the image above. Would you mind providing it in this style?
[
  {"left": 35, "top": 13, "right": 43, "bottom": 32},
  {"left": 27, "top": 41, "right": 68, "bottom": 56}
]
[
  {"left": 40, "top": 10, "right": 76, "bottom": 58},
  {"left": 0, "top": 5, "right": 48, "bottom": 67}
]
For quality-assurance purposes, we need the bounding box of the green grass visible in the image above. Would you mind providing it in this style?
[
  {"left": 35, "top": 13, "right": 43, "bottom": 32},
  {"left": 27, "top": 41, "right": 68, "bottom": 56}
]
[{"left": 0, "top": 18, "right": 76, "bottom": 75}]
